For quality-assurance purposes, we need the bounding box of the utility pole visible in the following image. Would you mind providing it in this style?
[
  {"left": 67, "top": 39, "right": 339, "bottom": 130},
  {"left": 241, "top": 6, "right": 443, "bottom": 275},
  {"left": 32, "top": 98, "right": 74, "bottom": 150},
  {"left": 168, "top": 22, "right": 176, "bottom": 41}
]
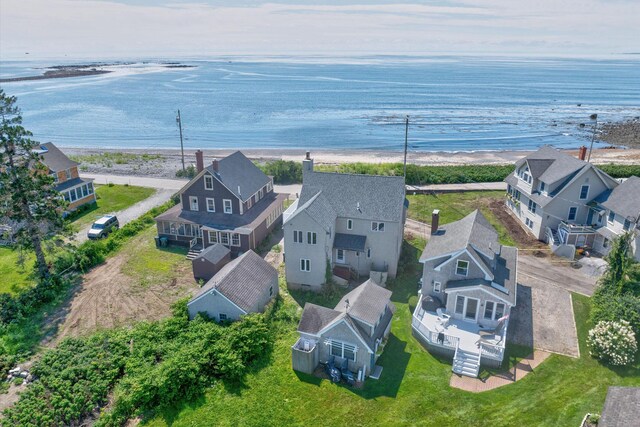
[
  {"left": 587, "top": 113, "right": 598, "bottom": 163},
  {"left": 403, "top": 115, "right": 409, "bottom": 180},
  {"left": 176, "top": 109, "right": 185, "bottom": 172}
]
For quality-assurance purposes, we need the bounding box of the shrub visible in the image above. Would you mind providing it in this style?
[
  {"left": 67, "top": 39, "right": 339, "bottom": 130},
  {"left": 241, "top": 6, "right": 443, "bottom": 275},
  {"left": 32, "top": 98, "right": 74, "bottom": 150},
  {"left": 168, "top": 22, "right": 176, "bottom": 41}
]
[
  {"left": 258, "top": 160, "right": 302, "bottom": 184},
  {"left": 175, "top": 165, "right": 197, "bottom": 179},
  {"left": 587, "top": 320, "right": 637, "bottom": 366},
  {"left": 591, "top": 289, "right": 640, "bottom": 336}
]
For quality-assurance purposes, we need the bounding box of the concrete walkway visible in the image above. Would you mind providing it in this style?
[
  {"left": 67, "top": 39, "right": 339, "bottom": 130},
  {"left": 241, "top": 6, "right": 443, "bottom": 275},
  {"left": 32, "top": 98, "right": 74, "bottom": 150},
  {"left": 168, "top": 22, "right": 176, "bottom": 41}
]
[
  {"left": 450, "top": 350, "right": 551, "bottom": 392},
  {"left": 73, "top": 189, "right": 174, "bottom": 243}
]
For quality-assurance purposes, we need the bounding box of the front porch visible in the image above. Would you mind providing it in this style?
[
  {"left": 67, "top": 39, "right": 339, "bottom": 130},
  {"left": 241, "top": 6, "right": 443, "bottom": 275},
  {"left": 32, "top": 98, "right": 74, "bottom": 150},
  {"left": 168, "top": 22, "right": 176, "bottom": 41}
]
[{"left": 411, "top": 295, "right": 507, "bottom": 378}]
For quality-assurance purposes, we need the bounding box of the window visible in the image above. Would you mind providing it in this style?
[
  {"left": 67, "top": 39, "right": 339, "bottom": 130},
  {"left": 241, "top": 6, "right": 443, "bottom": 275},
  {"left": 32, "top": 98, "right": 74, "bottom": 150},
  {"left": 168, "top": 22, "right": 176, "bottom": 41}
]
[
  {"left": 70, "top": 190, "right": 77, "bottom": 202},
  {"left": 525, "top": 218, "right": 534, "bottom": 229},
  {"left": 456, "top": 260, "right": 469, "bottom": 276},
  {"left": 178, "top": 223, "right": 186, "bottom": 236},
  {"left": 330, "top": 340, "right": 356, "bottom": 362},
  {"left": 269, "top": 286, "right": 273, "bottom": 297},
  {"left": 608, "top": 211, "right": 615, "bottom": 223},
  {"left": 372, "top": 222, "right": 385, "bottom": 232},
  {"left": 231, "top": 233, "right": 240, "bottom": 246},
  {"left": 189, "top": 196, "right": 199, "bottom": 211},
  {"left": 455, "top": 295, "right": 465, "bottom": 315},
  {"left": 347, "top": 219, "right": 353, "bottom": 230},
  {"left": 495, "top": 303, "right": 505, "bottom": 320},
  {"left": 539, "top": 182, "right": 545, "bottom": 193},
  {"left": 568, "top": 207, "right": 578, "bottom": 221},
  {"left": 208, "top": 231, "right": 218, "bottom": 244},
  {"left": 367, "top": 248, "right": 371, "bottom": 258},
  {"left": 484, "top": 301, "right": 495, "bottom": 320},
  {"left": 259, "top": 188, "right": 264, "bottom": 199},
  {"left": 527, "top": 199, "right": 536, "bottom": 214},
  {"left": 219, "top": 313, "right": 227, "bottom": 321},
  {"left": 464, "top": 298, "right": 478, "bottom": 320},
  {"left": 293, "top": 230, "right": 303, "bottom": 243},
  {"left": 336, "top": 249, "right": 345, "bottom": 263},
  {"left": 433, "top": 281, "right": 441, "bottom": 293},
  {"left": 579, "top": 185, "right": 590, "bottom": 200},
  {"left": 307, "top": 232, "right": 317, "bottom": 244},
  {"left": 63, "top": 192, "right": 70, "bottom": 202},
  {"left": 300, "top": 259, "right": 310, "bottom": 272},
  {"left": 206, "top": 198, "right": 215, "bottom": 212},
  {"left": 87, "top": 183, "right": 94, "bottom": 194},
  {"left": 267, "top": 182, "right": 273, "bottom": 192},
  {"left": 623, "top": 219, "right": 631, "bottom": 231},
  {"left": 204, "top": 175, "right": 214, "bottom": 190},
  {"left": 223, "top": 199, "right": 233, "bottom": 214},
  {"left": 64, "top": 169, "right": 71, "bottom": 180},
  {"left": 220, "top": 232, "right": 230, "bottom": 245}
]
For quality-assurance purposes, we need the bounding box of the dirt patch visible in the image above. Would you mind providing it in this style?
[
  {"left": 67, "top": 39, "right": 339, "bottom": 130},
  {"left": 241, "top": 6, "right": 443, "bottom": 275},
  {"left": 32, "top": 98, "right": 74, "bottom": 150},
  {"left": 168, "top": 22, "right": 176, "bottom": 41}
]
[
  {"left": 45, "top": 250, "right": 198, "bottom": 344},
  {"left": 487, "top": 200, "right": 548, "bottom": 251}
]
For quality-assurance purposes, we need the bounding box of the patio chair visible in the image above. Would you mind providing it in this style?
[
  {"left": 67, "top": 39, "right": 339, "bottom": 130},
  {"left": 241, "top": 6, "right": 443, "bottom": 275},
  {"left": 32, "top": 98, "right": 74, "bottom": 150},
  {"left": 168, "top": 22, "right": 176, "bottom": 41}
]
[
  {"left": 339, "top": 358, "right": 356, "bottom": 386},
  {"left": 324, "top": 356, "right": 341, "bottom": 383},
  {"left": 436, "top": 308, "right": 451, "bottom": 328}
]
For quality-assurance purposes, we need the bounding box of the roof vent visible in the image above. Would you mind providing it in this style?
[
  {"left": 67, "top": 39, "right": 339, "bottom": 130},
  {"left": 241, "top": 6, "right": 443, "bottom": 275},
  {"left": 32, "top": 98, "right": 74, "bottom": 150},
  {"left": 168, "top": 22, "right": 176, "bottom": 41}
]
[
  {"left": 345, "top": 299, "right": 350, "bottom": 310},
  {"left": 356, "top": 202, "right": 361, "bottom": 213}
]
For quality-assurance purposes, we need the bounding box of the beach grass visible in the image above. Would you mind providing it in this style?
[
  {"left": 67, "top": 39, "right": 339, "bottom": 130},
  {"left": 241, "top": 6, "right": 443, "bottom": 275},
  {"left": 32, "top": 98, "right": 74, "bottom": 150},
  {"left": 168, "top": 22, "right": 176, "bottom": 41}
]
[
  {"left": 406, "top": 191, "right": 516, "bottom": 246},
  {"left": 68, "top": 184, "right": 155, "bottom": 230},
  {"left": 69, "top": 152, "right": 163, "bottom": 168},
  {"left": 144, "top": 236, "right": 639, "bottom": 427}
]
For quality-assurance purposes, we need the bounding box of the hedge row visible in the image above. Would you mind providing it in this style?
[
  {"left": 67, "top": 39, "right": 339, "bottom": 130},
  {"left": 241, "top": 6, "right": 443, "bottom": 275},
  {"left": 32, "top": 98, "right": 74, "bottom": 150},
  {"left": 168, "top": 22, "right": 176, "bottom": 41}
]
[
  {"left": 3, "top": 302, "right": 273, "bottom": 427},
  {"left": 259, "top": 160, "right": 640, "bottom": 186}
]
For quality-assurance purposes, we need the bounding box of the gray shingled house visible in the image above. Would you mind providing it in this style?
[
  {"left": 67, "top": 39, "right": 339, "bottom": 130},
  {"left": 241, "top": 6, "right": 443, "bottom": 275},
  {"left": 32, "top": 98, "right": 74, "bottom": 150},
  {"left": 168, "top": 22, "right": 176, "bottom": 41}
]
[
  {"left": 155, "top": 151, "right": 287, "bottom": 256},
  {"left": 192, "top": 243, "right": 231, "bottom": 282},
  {"left": 283, "top": 152, "right": 407, "bottom": 290},
  {"left": 292, "top": 279, "right": 395, "bottom": 382},
  {"left": 187, "top": 250, "right": 278, "bottom": 321},
  {"left": 412, "top": 210, "right": 518, "bottom": 378}
]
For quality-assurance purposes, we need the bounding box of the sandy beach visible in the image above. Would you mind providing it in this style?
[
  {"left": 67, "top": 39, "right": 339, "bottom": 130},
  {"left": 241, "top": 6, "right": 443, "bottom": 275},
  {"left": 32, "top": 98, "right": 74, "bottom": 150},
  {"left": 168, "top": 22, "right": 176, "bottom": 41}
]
[{"left": 62, "top": 146, "right": 640, "bottom": 179}]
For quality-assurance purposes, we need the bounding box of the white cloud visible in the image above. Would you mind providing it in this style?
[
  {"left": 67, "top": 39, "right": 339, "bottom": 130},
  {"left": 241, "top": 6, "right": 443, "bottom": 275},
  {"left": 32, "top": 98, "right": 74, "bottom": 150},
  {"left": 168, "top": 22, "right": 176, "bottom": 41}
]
[{"left": 1, "top": 0, "right": 638, "bottom": 59}]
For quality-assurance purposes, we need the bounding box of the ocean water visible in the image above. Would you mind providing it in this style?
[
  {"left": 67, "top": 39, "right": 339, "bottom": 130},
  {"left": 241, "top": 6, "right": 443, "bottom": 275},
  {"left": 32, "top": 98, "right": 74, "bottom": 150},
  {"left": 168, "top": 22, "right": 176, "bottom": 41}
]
[{"left": 0, "top": 56, "right": 639, "bottom": 152}]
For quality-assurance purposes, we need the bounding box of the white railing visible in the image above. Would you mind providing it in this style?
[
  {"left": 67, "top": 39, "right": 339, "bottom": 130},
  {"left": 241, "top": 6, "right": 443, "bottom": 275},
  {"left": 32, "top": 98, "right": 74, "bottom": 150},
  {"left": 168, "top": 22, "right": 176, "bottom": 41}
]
[
  {"left": 411, "top": 315, "right": 460, "bottom": 349},
  {"left": 292, "top": 337, "right": 316, "bottom": 353},
  {"left": 189, "top": 237, "right": 199, "bottom": 249},
  {"left": 480, "top": 342, "right": 505, "bottom": 361},
  {"left": 559, "top": 221, "right": 596, "bottom": 234}
]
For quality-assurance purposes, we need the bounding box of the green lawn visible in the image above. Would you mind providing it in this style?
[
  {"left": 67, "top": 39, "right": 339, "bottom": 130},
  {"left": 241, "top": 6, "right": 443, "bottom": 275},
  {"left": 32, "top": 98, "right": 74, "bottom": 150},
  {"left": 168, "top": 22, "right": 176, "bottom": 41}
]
[
  {"left": 407, "top": 191, "right": 516, "bottom": 246},
  {"left": 69, "top": 184, "right": 155, "bottom": 230},
  {"left": 0, "top": 247, "right": 35, "bottom": 295},
  {"left": 145, "top": 237, "right": 639, "bottom": 427}
]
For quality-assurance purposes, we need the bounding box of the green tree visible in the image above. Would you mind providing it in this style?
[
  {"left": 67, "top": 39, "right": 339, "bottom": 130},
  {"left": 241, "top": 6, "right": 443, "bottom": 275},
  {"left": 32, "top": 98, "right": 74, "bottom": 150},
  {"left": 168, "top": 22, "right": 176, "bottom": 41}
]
[
  {"left": 603, "top": 232, "right": 634, "bottom": 294},
  {"left": 0, "top": 90, "right": 66, "bottom": 277}
]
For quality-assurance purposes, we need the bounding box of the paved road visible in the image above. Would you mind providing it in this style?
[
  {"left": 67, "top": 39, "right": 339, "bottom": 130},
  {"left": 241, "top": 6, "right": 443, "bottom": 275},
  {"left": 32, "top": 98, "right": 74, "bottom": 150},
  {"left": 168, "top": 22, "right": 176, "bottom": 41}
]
[
  {"left": 73, "top": 189, "right": 175, "bottom": 243},
  {"left": 85, "top": 173, "right": 506, "bottom": 195}
]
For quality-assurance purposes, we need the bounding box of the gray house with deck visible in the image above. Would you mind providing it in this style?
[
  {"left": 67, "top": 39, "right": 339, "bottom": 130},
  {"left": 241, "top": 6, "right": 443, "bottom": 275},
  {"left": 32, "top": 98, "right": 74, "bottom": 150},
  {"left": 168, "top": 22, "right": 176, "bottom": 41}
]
[
  {"left": 283, "top": 152, "right": 407, "bottom": 290},
  {"left": 412, "top": 210, "right": 518, "bottom": 377},
  {"left": 292, "top": 279, "right": 395, "bottom": 382},
  {"left": 155, "top": 151, "right": 287, "bottom": 256}
]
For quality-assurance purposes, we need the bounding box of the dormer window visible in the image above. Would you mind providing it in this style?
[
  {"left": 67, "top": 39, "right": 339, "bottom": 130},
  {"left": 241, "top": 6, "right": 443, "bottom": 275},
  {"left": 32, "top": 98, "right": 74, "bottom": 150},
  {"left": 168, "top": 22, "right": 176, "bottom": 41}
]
[
  {"left": 539, "top": 182, "right": 545, "bottom": 193},
  {"left": 456, "top": 260, "right": 469, "bottom": 276}
]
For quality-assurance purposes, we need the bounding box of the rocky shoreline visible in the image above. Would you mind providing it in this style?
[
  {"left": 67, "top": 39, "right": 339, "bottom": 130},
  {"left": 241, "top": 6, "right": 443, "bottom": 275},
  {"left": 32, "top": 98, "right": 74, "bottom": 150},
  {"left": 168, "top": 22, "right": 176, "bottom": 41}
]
[{"left": 599, "top": 119, "right": 640, "bottom": 148}]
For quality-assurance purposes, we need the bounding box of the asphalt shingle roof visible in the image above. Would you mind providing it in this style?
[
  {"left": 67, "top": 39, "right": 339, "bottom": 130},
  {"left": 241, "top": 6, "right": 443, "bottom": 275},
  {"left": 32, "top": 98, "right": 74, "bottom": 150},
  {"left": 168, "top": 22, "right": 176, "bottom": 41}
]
[
  {"left": 420, "top": 210, "right": 498, "bottom": 261},
  {"left": 191, "top": 250, "right": 277, "bottom": 313},
  {"left": 597, "top": 176, "right": 640, "bottom": 220},
  {"left": 514, "top": 145, "right": 586, "bottom": 184},
  {"left": 600, "top": 387, "right": 640, "bottom": 427},
  {"left": 196, "top": 243, "right": 230, "bottom": 264},
  {"left": 54, "top": 177, "right": 94, "bottom": 193},
  {"left": 299, "top": 170, "right": 405, "bottom": 223},
  {"left": 333, "top": 233, "right": 367, "bottom": 251},
  {"left": 336, "top": 279, "right": 393, "bottom": 325},
  {"left": 37, "top": 142, "right": 78, "bottom": 172},
  {"left": 297, "top": 303, "right": 342, "bottom": 334},
  {"left": 205, "top": 151, "right": 270, "bottom": 202}
]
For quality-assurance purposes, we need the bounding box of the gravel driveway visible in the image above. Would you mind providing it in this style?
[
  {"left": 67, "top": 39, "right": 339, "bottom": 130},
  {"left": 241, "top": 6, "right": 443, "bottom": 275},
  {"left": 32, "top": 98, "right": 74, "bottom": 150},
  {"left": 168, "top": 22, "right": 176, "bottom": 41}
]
[
  {"left": 510, "top": 254, "right": 599, "bottom": 358},
  {"left": 73, "top": 189, "right": 174, "bottom": 243}
]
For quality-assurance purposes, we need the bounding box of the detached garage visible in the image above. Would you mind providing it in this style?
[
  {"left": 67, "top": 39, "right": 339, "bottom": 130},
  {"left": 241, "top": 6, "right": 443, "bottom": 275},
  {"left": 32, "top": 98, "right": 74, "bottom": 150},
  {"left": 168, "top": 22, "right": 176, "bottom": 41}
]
[
  {"left": 192, "top": 243, "right": 231, "bottom": 282},
  {"left": 187, "top": 250, "right": 279, "bottom": 322}
]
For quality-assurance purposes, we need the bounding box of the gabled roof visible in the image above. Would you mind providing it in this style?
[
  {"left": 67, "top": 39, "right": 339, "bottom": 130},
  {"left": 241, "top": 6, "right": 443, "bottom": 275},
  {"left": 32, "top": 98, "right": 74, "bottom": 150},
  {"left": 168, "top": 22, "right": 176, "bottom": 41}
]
[
  {"left": 195, "top": 243, "right": 230, "bottom": 264},
  {"left": 420, "top": 210, "right": 498, "bottom": 262},
  {"left": 38, "top": 142, "right": 78, "bottom": 172},
  {"left": 298, "top": 303, "right": 342, "bottom": 335},
  {"left": 514, "top": 145, "right": 586, "bottom": 184},
  {"left": 336, "top": 279, "right": 393, "bottom": 325},
  {"left": 204, "top": 151, "right": 270, "bottom": 202},
  {"left": 190, "top": 250, "right": 277, "bottom": 313},
  {"left": 285, "top": 189, "right": 336, "bottom": 232},
  {"left": 299, "top": 170, "right": 405, "bottom": 223},
  {"left": 596, "top": 176, "right": 640, "bottom": 220}
]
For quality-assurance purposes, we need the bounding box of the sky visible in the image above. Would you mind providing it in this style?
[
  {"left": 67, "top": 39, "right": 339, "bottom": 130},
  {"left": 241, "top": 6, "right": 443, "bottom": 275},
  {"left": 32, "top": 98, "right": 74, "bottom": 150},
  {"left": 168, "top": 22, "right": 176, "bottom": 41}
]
[{"left": 1, "top": 0, "right": 639, "bottom": 60}]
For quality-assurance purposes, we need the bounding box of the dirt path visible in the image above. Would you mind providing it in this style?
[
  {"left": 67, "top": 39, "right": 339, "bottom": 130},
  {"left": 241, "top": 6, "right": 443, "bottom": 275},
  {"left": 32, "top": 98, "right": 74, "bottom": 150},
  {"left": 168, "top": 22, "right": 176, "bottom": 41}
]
[{"left": 47, "top": 244, "right": 198, "bottom": 344}]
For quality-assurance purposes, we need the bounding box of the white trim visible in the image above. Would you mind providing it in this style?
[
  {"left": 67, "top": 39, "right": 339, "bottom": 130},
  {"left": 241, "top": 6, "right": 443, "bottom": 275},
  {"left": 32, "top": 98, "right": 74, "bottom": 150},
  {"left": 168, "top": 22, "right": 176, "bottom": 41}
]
[
  {"left": 223, "top": 199, "right": 233, "bottom": 214},
  {"left": 204, "top": 175, "right": 214, "bottom": 191},
  {"left": 445, "top": 286, "right": 512, "bottom": 306},
  {"left": 189, "top": 196, "right": 199, "bottom": 211},
  {"left": 318, "top": 317, "right": 374, "bottom": 353},
  {"left": 579, "top": 184, "right": 590, "bottom": 200},
  {"left": 206, "top": 197, "right": 216, "bottom": 212},
  {"left": 300, "top": 258, "right": 310, "bottom": 272},
  {"left": 568, "top": 206, "right": 578, "bottom": 221},
  {"left": 336, "top": 249, "right": 345, "bottom": 264},
  {"left": 433, "top": 248, "right": 493, "bottom": 281},
  {"left": 455, "top": 259, "right": 470, "bottom": 277},
  {"left": 433, "top": 281, "right": 441, "bottom": 293},
  {"left": 188, "top": 285, "right": 248, "bottom": 316},
  {"left": 327, "top": 339, "right": 357, "bottom": 362}
]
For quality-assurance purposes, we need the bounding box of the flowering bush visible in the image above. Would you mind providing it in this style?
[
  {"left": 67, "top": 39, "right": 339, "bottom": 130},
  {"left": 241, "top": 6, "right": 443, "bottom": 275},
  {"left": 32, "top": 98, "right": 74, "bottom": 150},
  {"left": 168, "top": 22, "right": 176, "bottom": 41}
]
[{"left": 587, "top": 320, "right": 637, "bottom": 366}]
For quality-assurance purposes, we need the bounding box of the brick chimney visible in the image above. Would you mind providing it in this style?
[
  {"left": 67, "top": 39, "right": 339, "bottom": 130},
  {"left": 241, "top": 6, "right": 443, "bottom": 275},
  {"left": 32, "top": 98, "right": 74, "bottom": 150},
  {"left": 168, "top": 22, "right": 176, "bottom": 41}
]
[
  {"left": 195, "top": 150, "right": 204, "bottom": 173},
  {"left": 302, "top": 151, "right": 314, "bottom": 172},
  {"left": 578, "top": 146, "right": 587, "bottom": 161},
  {"left": 211, "top": 159, "right": 219, "bottom": 173},
  {"left": 431, "top": 209, "right": 440, "bottom": 235}
]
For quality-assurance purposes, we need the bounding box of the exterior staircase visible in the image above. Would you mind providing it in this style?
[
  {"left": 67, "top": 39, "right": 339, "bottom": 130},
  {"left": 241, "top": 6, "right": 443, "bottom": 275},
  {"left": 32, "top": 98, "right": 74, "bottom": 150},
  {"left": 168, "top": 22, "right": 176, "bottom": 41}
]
[
  {"left": 186, "top": 245, "right": 203, "bottom": 260},
  {"left": 452, "top": 348, "right": 481, "bottom": 378}
]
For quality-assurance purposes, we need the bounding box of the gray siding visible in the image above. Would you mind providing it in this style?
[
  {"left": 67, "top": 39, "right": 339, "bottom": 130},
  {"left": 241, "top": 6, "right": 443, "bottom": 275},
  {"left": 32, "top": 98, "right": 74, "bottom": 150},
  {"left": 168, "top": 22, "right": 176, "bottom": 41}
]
[
  {"left": 181, "top": 171, "right": 241, "bottom": 215},
  {"left": 187, "top": 291, "right": 245, "bottom": 321},
  {"left": 317, "top": 320, "right": 373, "bottom": 376},
  {"left": 284, "top": 210, "right": 331, "bottom": 289},
  {"left": 445, "top": 288, "right": 512, "bottom": 327}
]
